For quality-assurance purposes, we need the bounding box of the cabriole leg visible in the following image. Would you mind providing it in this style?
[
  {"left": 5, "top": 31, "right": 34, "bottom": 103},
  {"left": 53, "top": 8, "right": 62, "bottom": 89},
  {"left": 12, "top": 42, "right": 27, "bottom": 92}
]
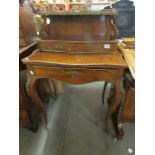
[
  {"left": 26, "top": 73, "right": 48, "bottom": 127},
  {"left": 104, "top": 80, "right": 122, "bottom": 130}
]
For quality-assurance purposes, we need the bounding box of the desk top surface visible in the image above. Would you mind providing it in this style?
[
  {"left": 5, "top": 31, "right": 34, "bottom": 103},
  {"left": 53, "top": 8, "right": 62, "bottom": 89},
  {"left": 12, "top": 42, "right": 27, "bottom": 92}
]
[{"left": 22, "top": 50, "right": 127, "bottom": 68}]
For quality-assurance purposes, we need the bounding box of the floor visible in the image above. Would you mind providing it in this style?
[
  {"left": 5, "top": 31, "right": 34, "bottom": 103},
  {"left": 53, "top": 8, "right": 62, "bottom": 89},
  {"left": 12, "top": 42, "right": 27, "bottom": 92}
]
[{"left": 19, "top": 82, "right": 135, "bottom": 155}]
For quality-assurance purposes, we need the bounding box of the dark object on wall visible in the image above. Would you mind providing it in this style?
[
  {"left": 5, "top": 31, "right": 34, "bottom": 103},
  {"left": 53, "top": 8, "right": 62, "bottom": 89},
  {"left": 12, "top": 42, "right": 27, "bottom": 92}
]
[{"left": 106, "top": 0, "right": 135, "bottom": 38}]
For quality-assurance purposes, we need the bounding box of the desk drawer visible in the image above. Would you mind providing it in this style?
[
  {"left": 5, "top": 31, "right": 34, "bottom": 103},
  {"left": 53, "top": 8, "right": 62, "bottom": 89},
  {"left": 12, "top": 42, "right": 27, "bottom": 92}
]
[
  {"left": 32, "top": 67, "right": 123, "bottom": 84},
  {"left": 39, "top": 40, "right": 118, "bottom": 53}
]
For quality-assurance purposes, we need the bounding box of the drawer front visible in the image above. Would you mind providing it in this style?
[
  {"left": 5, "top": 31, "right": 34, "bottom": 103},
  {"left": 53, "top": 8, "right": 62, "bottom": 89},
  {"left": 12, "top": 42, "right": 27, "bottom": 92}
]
[
  {"left": 31, "top": 67, "right": 123, "bottom": 84},
  {"left": 39, "top": 40, "right": 118, "bottom": 53}
]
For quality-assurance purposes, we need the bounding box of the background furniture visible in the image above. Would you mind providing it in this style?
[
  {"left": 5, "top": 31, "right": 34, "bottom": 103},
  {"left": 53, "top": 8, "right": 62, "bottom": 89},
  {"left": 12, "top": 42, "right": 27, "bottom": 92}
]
[
  {"left": 119, "top": 38, "right": 135, "bottom": 78},
  {"left": 19, "top": 6, "right": 39, "bottom": 131},
  {"left": 19, "top": 7, "right": 38, "bottom": 48},
  {"left": 109, "top": 69, "right": 135, "bottom": 140},
  {"left": 19, "top": 7, "right": 64, "bottom": 131},
  {"left": 19, "top": 42, "right": 41, "bottom": 132},
  {"left": 115, "top": 38, "right": 135, "bottom": 139},
  {"left": 102, "top": 38, "right": 135, "bottom": 140}
]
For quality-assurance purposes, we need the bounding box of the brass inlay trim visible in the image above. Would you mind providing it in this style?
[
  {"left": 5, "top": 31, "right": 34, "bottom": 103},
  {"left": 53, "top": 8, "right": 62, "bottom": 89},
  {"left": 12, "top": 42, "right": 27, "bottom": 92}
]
[{"left": 39, "top": 9, "right": 118, "bottom": 16}]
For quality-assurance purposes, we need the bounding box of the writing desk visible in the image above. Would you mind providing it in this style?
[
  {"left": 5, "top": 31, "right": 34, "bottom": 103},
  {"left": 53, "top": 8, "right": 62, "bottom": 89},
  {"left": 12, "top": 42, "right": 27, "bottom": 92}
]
[
  {"left": 22, "top": 50, "right": 127, "bottom": 129},
  {"left": 22, "top": 9, "right": 128, "bottom": 136}
]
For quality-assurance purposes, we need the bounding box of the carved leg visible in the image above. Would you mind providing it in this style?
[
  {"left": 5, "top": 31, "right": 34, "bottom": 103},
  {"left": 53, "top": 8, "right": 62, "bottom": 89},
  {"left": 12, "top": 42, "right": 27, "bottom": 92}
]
[
  {"left": 112, "top": 107, "right": 124, "bottom": 140},
  {"left": 113, "top": 87, "right": 126, "bottom": 140},
  {"left": 104, "top": 80, "right": 122, "bottom": 130},
  {"left": 51, "top": 79, "right": 58, "bottom": 101},
  {"left": 107, "top": 83, "right": 115, "bottom": 105},
  {"left": 102, "top": 81, "right": 108, "bottom": 104},
  {"left": 26, "top": 74, "right": 47, "bottom": 127},
  {"left": 46, "top": 79, "right": 58, "bottom": 101},
  {"left": 37, "top": 79, "right": 50, "bottom": 103}
]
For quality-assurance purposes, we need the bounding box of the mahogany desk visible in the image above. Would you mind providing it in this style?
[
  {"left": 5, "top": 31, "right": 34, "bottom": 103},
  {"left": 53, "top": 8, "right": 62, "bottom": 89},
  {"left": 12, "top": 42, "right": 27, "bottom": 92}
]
[
  {"left": 22, "top": 9, "right": 128, "bottom": 136},
  {"left": 22, "top": 50, "right": 127, "bottom": 130}
]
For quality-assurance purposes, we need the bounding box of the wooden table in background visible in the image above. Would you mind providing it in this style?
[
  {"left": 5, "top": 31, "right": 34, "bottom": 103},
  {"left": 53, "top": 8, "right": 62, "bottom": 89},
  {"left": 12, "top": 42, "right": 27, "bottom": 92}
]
[
  {"left": 118, "top": 41, "right": 135, "bottom": 79},
  {"left": 109, "top": 41, "right": 135, "bottom": 140}
]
